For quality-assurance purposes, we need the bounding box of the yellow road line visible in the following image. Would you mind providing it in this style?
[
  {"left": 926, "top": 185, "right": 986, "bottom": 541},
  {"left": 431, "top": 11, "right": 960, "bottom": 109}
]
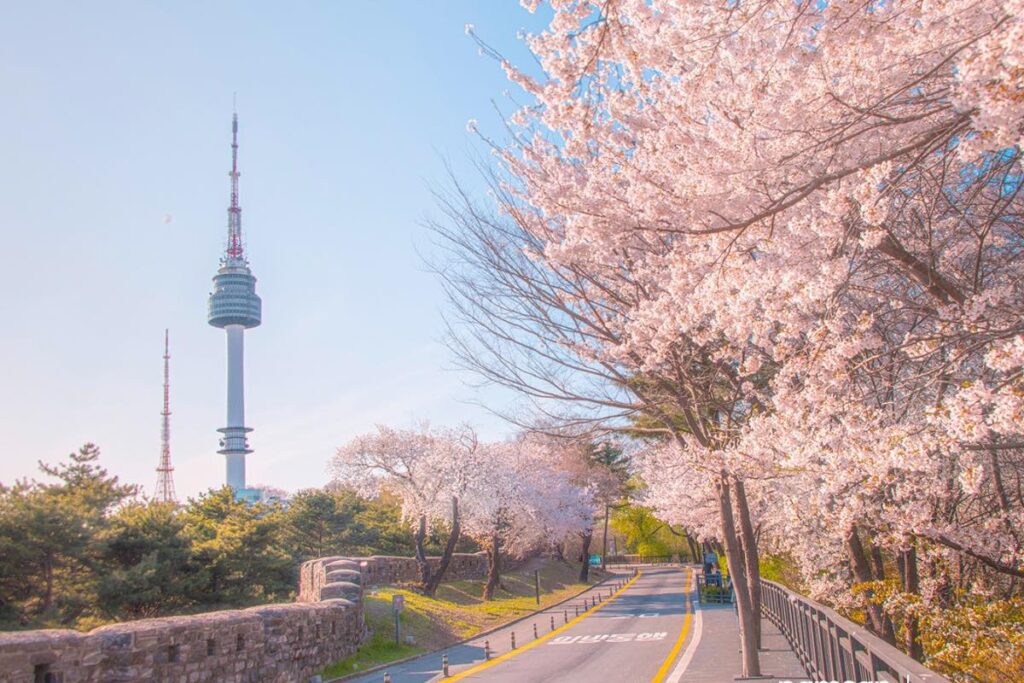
[
  {"left": 650, "top": 568, "right": 693, "bottom": 683},
  {"left": 444, "top": 571, "right": 643, "bottom": 682}
]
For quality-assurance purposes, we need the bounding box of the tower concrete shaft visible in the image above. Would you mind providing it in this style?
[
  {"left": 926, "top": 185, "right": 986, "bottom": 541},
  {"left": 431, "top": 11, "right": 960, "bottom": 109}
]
[
  {"left": 155, "top": 329, "right": 177, "bottom": 503},
  {"left": 208, "top": 110, "right": 261, "bottom": 497},
  {"left": 221, "top": 324, "right": 251, "bottom": 490}
]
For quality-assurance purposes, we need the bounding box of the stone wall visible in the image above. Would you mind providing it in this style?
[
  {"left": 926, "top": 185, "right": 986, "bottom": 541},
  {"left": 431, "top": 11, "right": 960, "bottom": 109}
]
[
  {"left": 0, "top": 551, "right": 488, "bottom": 682},
  {"left": 0, "top": 600, "right": 363, "bottom": 683},
  {"left": 298, "top": 552, "right": 488, "bottom": 603}
]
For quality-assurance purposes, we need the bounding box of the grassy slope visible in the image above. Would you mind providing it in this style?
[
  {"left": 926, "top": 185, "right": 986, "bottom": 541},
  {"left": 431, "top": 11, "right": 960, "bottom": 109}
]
[{"left": 321, "top": 558, "right": 606, "bottom": 679}]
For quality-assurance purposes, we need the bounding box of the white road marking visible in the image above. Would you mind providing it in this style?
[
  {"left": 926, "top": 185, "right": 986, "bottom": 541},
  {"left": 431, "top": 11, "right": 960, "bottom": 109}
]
[
  {"left": 637, "top": 632, "right": 668, "bottom": 640},
  {"left": 666, "top": 574, "right": 703, "bottom": 683},
  {"left": 548, "top": 632, "right": 668, "bottom": 645}
]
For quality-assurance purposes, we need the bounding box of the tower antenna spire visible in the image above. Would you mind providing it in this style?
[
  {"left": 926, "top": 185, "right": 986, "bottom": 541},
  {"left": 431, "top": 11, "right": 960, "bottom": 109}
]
[
  {"left": 155, "top": 329, "right": 177, "bottom": 503},
  {"left": 226, "top": 105, "right": 244, "bottom": 262}
]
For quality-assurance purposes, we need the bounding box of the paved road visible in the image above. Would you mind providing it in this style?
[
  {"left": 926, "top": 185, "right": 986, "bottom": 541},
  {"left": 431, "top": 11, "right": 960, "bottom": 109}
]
[
  {"left": 347, "top": 567, "right": 696, "bottom": 683},
  {"left": 452, "top": 567, "right": 692, "bottom": 682}
]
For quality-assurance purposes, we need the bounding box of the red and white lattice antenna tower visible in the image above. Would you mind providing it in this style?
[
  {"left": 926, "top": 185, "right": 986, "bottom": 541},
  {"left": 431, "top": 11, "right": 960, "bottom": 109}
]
[
  {"left": 225, "top": 97, "right": 244, "bottom": 262},
  {"left": 155, "top": 329, "right": 177, "bottom": 502}
]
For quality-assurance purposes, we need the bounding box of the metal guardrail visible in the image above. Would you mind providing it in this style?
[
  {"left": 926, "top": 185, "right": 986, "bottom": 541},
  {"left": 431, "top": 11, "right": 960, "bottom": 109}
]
[
  {"left": 760, "top": 579, "right": 951, "bottom": 683},
  {"left": 603, "top": 554, "right": 673, "bottom": 565},
  {"left": 696, "top": 573, "right": 733, "bottom": 604}
]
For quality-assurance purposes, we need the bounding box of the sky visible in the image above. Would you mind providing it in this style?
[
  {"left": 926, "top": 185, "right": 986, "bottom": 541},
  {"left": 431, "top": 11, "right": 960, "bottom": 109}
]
[{"left": 0, "top": 2, "right": 552, "bottom": 498}]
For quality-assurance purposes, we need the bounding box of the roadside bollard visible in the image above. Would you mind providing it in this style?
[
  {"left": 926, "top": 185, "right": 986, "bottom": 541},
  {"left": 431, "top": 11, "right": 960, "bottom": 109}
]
[
  {"left": 533, "top": 623, "right": 538, "bottom": 639},
  {"left": 563, "top": 610, "right": 568, "bottom": 624},
  {"left": 574, "top": 605, "right": 579, "bottom": 617},
  {"left": 484, "top": 640, "right": 490, "bottom": 660},
  {"left": 442, "top": 654, "right": 449, "bottom": 677},
  {"left": 550, "top": 615, "right": 555, "bottom": 631},
  {"left": 511, "top": 631, "right": 517, "bottom": 649}
]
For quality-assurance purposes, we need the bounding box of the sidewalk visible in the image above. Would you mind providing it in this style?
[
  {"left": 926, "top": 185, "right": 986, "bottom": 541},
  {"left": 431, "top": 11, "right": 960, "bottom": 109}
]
[{"left": 681, "top": 603, "right": 808, "bottom": 682}]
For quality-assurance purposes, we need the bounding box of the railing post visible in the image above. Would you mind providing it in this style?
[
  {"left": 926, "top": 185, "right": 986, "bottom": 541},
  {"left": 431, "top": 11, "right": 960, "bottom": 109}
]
[
  {"left": 798, "top": 602, "right": 811, "bottom": 671},
  {"left": 827, "top": 621, "right": 842, "bottom": 680},
  {"left": 811, "top": 609, "right": 827, "bottom": 680},
  {"left": 841, "top": 627, "right": 856, "bottom": 680}
]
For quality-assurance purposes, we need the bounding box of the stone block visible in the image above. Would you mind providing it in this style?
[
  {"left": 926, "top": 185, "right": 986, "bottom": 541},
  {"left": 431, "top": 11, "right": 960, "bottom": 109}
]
[
  {"left": 319, "top": 582, "right": 361, "bottom": 601},
  {"left": 325, "top": 569, "right": 361, "bottom": 584}
]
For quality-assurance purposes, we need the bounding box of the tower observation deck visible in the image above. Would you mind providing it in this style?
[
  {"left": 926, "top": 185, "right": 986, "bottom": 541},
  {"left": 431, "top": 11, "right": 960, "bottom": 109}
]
[{"left": 208, "top": 111, "right": 262, "bottom": 501}]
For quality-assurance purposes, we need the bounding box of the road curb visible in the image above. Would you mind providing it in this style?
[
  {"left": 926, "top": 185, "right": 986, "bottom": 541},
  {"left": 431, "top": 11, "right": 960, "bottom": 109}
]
[{"left": 327, "top": 568, "right": 631, "bottom": 682}]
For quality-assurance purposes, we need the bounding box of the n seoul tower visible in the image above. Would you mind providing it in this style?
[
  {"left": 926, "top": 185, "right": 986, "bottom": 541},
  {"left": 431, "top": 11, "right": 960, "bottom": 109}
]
[{"left": 208, "top": 110, "right": 262, "bottom": 501}]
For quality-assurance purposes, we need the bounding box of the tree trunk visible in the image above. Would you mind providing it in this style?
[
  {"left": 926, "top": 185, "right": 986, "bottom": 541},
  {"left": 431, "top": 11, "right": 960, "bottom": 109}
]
[
  {"left": 42, "top": 556, "right": 54, "bottom": 613},
  {"left": 601, "top": 504, "right": 610, "bottom": 571},
  {"left": 483, "top": 533, "right": 501, "bottom": 600},
  {"left": 717, "top": 472, "right": 761, "bottom": 678},
  {"left": 732, "top": 478, "right": 762, "bottom": 649},
  {"left": 687, "top": 535, "right": 701, "bottom": 564},
  {"left": 734, "top": 513, "right": 751, "bottom": 598},
  {"left": 423, "top": 497, "right": 461, "bottom": 597},
  {"left": 868, "top": 540, "right": 897, "bottom": 642},
  {"left": 899, "top": 545, "right": 924, "bottom": 661},
  {"left": 413, "top": 514, "right": 432, "bottom": 590},
  {"left": 869, "top": 543, "right": 885, "bottom": 581},
  {"left": 578, "top": 529, "right": 593, "bottom": 583},
  {"left": 553, "top": 542, "right": 566, "bottom": 563},
  {"left": 845, "top": 526, "right": 890, "bottom": 640}
]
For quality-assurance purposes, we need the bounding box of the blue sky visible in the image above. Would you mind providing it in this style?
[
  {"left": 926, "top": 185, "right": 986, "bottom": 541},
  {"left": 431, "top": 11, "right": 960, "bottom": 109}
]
[{"left": 0, "top": 2, "right": 550, "bottom": 498}]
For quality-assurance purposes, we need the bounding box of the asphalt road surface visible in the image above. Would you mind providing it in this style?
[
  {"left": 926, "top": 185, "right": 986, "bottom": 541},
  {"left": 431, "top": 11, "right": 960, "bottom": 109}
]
[
  {"left": 349, "top": 566, "right": 696, "bottom": 683},
  {"left": 451, "top": 567, "right": 692, "bottom": 682}
]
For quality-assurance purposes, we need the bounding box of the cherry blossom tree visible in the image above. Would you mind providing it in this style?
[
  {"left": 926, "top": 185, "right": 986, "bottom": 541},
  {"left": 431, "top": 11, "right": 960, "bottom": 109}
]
[
  {"left": 432, "top": 169, "right": 772, "bottom": 668},
  {"left": 332, "top": 424, "right": 476, "bottom": 596},
  {"left": 447, "top": 0, "right": 1024, "bottom": 675},
  {"left": 514, "top": 432, "right": 621, "bottom": 581},
  {"left": 335, "top": 424, "right": 595, "bottom": 600},
  {"left": 459, "top": 435, "right": 593, "bottom": 598}
]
